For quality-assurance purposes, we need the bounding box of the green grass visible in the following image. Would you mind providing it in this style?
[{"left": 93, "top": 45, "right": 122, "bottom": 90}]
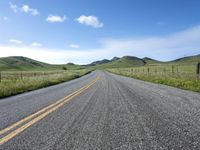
[
  {"left": 0, "top": 55, "right": 199, "bottom": 97},
  {"left": 0, "top": 69, "right": 93, "bottom": 98},
  {"left": 107, "top": 64, "right": 200, "bottom": 92}
]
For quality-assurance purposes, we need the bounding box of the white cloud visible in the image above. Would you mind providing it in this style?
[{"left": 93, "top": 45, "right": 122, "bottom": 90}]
[
  {"left": 69, "top": 44, "right": 80, "bottom": 48},
  {"left": 0, "top": 16, "right": 8, "bottom": 21},
  {"left": 100, "top": 26, "right": 200, "bottom": 60},
  {"left": 3, "top": 16, "right": 8, "bottom": 21},
  {"left": 31, "top": 42, "right": 42, "bottom": 47},
  {"left": 9, "top": 3, "right": 39, "bottom": 16},
  {"left": 76, "top": 15, "right": 103, "bottom": 28},
  {"left": 0, "top": 46, "right": 100, "bottom": 64},
  {"left": 156, "top": 22, "right": 164, "bottom": 25},
  {"left": 46, "top": 15, "right": 66, "bottom": 23},
  {"left": 1, "top": 25, "right": 200, "bottom": 64},
  {"left": 9, "top": 2, "right": 18, "bottom": 13},
  {"left": 21, "top": 5, "right": 30, "bottom": 12},
  {"left": 9, "top": 39, "right": 23, "bottom": 44},
  {"left": 21, "top": 5, "right": 39, "bottom": 16}
]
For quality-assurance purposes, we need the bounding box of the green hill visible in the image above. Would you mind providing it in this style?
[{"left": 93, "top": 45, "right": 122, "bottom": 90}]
[
  {"left": 94, "top": 56, "right": 146, "bottom": 69},
  {"left": 93, "top": 55, "right": 200, "bottom": 69},
  {"left": 0, "top": 56, "right": 81, "bottom": 71},
  {"left": 90, "top": 59, "right": 111, "bottom": 66},
  {"left": 143, "top": 57, "right": 161, "bottom": 64},
  {"left": 170, "top": 54, "right": 200, "bottom": 65},
  {"left": 0, "top": 54, "right": 199, "bottom": 71}
]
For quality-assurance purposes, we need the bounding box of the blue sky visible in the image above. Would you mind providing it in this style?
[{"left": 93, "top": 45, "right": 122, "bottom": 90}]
[{"left": 0, "top": 0, "right": 200, "bottom": 64}]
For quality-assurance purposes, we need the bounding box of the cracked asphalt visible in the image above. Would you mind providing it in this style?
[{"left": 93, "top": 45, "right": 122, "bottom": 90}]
[{"left": 1, "top": 70, "right": 200, "bottom": 150}]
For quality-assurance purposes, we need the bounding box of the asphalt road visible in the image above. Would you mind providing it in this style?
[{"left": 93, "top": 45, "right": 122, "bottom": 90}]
[{"left": 1, "top": 70, "right": 200, "bottom": 150}]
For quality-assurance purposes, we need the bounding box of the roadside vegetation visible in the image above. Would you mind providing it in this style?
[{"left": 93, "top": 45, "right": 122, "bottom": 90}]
[
  {"left": 107, "top": 64, "right": 200, "bottom": 92},
  {"left": 0, "top": 69, "right": 92, "bottom": 98},
  {"left": 0, "top": 55, "right": 199, "bottom": 96}
]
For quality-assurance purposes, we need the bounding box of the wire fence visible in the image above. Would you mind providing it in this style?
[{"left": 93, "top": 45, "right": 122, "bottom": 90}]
[
  {"left": 0, "top": 71, "right": 67, "bottom": 82},
  {"left": 111, "top": 63, "right": 200, "bottom": 79}
]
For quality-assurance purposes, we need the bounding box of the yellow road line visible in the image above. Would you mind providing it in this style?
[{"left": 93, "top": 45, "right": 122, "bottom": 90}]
[
  {"left": 0, "top": 77, "right": 98, "bottom": 136},
  {"left": 0, "top": 76, "right": 100, "bottom": 145}
]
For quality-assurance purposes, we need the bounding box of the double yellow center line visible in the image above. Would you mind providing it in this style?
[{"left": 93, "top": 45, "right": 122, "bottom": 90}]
[{"left": 0, "top": 76, "right": 100, "bottom": 145}]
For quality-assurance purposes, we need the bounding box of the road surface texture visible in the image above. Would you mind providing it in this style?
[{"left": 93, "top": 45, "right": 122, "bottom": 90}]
[{"left": 1, "top": 70, "right": 200, "bottom": 150}]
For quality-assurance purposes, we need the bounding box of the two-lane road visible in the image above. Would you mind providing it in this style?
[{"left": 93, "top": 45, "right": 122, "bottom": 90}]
[{"left": 1, "top": 70, "right": 200, "bottom": 149}]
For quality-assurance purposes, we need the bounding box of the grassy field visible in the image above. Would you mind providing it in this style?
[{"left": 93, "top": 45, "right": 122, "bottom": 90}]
[
  {"left": 0, "top": 55, "right": 199, "bottom": 96},
  {"left": 107, "top": 64, "right": 200, "bottom": 92},
  {"left": 0, "top": 69, "right": 92, "bottom": 98}
]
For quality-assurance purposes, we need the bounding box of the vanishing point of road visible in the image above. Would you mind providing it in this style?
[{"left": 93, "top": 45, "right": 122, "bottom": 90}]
[{"left": 0, "top": 71, "right": 200, "bottom": 150}]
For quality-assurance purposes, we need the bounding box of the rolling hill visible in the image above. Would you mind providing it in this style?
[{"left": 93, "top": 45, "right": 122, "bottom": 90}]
[
  {"left": 90, "top": 59, "right": 111, "bottom": 66},
  {"left": 142, "top": 57, "right": 161, "bottom": 64},
  {"left": 90, "top": 56, "right": 160, "bottom": 68},
  {"left": 170, "top": 54, "right": 200, "bottom": 64},
  {"left": 0, "top": 56, "right": 82, "bottom": 71},
  {"left": 0, "top": 54, "right": 199, "bottom": 71},
  {"left": 89, "top": 54, "right": 200, "bottom": 68}
]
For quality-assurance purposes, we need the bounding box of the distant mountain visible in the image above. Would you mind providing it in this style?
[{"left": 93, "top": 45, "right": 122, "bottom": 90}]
[
  {"left": 0, "top": 56, "right": 81, "bottom": 71},
  {"left": 89, "top": 57, "right": 120, "bottom": 66},
  {"left": 88, "top": 54, "right": 200, "bottom": 69},
  {"left": 143, "top": 57, "right": 161, "bottom": 64},
  {"left": 120, "top": 56, "right": 145, "bottom": 65},
  {"left": 90, "top": 59, "right": 111, "bottom": 66},
  {"left": 0, "top": 54, "right": 199, "bottom": 71},
  {"left": 111, "top": 57, "right": 120, "bottom": 61},
  {"left": 91, "top": 56, "right": 146, "bottom": 68}
]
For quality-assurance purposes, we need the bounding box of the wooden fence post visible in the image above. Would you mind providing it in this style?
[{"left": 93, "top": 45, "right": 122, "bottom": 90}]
[
  {"left": 172, "top": 65, "right": 174, "bottom": 74},
  {"left": 0, "top": 72, "right": 1, "bottom": 83},
  {"left": 176, "top": 66, "right": 179, "bottom": 74},
  {"left": 197, "top": 62, "right": 200, "bottom": 78},
  {"left": 163, "top": 68, "right": 165, "bottom": 74},
  {"left": 21, "top": 72, "right": 23, "bottom": 80}
]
